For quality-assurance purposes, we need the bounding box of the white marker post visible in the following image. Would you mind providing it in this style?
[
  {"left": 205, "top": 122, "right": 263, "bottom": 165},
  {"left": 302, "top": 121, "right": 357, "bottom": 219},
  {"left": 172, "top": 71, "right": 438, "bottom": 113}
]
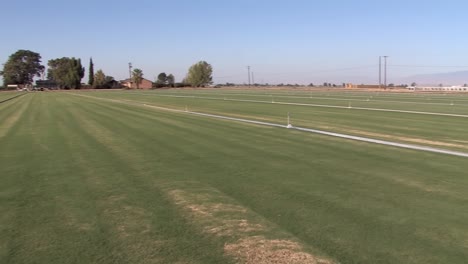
[{"left": 287, "top": 112, "right": 292, "bottom": 128}]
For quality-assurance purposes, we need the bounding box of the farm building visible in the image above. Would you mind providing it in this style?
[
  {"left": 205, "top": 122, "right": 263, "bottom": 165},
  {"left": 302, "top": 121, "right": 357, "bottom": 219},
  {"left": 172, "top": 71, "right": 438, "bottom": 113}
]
[
  {"left": 120, "top": 78, "right": 153, "bottom": 89},
  {"left": 36, "top": 80, "right": 59, "bottom": 89}
]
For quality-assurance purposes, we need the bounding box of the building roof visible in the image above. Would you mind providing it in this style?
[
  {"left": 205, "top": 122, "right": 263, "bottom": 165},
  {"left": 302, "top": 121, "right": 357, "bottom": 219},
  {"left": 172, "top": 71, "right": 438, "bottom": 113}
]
[{"left": 120, "top": 78, "right": 152, "bottom": 83}]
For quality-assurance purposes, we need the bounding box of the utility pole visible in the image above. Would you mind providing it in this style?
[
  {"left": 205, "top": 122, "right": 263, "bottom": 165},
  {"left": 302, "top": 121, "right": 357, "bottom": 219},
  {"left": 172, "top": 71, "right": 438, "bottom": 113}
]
[
  {"left": 252, "top": 72, "right": 255, "bottom": 86},
  {"left": 379, "top": 56, "right": 382, "bottom": 89},
  {"left": 247, "top": 66, "right": 251, "bottom": 88},
  {"left": 383, "top": 56, "right": 388, "bottom": 89},
  {"left": 128, "top": 62, "right": 133, "bottom": 89}
]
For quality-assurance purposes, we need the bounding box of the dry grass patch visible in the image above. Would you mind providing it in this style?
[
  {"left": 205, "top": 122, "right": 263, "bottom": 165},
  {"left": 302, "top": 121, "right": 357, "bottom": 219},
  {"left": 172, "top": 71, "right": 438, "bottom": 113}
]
[
  {"left": 169, "top": 189, "right": 267, "bottom": 237},
  {"left": 100, "top": 194, "right": 153, "bottom": 240},
  {"left": 390, "top": 177, "right": 451, "bottom": 196},
  {"left": 162, "top": 182, "right": 334, "bottom": 264},
  {"left": 54, "top": 195, "right": 93, "bottom": 232},
  {"left": 225, "top": 236, "right": 333, "bottom": 264}
]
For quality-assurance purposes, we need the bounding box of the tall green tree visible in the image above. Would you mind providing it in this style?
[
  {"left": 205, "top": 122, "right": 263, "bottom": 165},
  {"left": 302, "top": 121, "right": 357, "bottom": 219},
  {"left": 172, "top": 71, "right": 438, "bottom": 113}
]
[
  {"left": 156, "top": 72, "right": 167, "bottom": 85},
  {"left": 167, "top": 74, "right": 175, "bottom": 87},
  {"left": 0, "top": 50, "right": 45, "bottom": 85},
  {"left": 132, "top": 68, "right": 143, "bottom": 89},
  {"left": 92, "top": 69, "right": 116, "bottom": 89},
  {"left": 93, "top": 69, "right": 106, "bottom": 88},
  {"left": 88, "top": 57, "right": 94, "bottom": 85},
  {"left": 47, "top": 57, "right": 85, "bottom": 89},
  {"left": 185, "top": 61, "right": 213, "bottom": 87},
  {"left": 104, "top": 76, "right": 117, "bottom": 88}
]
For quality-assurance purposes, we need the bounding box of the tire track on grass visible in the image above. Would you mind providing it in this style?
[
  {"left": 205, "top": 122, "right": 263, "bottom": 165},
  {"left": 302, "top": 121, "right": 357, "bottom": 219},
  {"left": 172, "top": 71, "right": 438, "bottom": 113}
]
[{"left": 0, "top": 92, "right": 27, "bottom": 104}]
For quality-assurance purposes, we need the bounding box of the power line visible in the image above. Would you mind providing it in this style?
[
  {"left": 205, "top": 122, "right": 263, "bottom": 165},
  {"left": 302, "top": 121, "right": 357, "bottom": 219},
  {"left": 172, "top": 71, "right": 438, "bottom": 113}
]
[
  {"left": 389, "top": 64, "right": 468, "bottom": 68},
  {"left": 384, "top": 56, "right": 388, "bottom": 89},
  {"left": 128, "top": 62, "right": 133, "bottom": 88},
  {"left": 247, "top": 66, "right": 251, "bottom": 87},
  {"left": 251, "top": 66, "right": 376, "bottom": 77},
  {"left": 212, "top": 74, "right": 246, "bottom": 79},
  {"left": 379, "top": 56, "right": 382, "bottom": 89}
]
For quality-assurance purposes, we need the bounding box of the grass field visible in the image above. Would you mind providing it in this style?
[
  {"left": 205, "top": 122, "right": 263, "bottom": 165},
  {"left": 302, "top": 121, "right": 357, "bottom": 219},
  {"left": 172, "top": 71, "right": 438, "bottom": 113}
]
[
  {"left": 86, "top": 89, "right": 468, "bottom": 152},
  {"left": 0, "top": 91, "right": 25, "bottom": 103},
  {"left": 1, "top": 89, "right": 468, "bottom": 263}
]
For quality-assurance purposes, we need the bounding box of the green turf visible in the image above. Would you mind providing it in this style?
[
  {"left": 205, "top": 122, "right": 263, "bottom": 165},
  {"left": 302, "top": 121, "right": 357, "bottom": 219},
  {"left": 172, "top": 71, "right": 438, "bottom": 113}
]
[
  {"left": 85, "top": 89, "right": 468, "bottom": 152},
  {"left": 0, "top": 91, "right": 24, "bottom": 102},
  {"left": 1, "top": 91, "right": 468, "bottom": 264}
]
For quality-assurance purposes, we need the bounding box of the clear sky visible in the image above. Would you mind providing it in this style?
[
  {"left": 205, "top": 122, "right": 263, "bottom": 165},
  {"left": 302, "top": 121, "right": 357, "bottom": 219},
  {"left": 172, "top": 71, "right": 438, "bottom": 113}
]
[{"left": 2, "top": 0, "right": 468, "bottom": 85}]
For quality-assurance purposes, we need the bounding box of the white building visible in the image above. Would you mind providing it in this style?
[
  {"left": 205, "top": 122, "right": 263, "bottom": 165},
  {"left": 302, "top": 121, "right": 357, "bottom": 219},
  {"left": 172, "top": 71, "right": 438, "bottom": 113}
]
[{"left": 407, "top": 86, "right": 468, "bottom": 92}]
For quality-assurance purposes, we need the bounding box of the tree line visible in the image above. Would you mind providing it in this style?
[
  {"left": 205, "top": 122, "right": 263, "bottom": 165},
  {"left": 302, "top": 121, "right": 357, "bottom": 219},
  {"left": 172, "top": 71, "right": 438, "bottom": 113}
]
[{"left": 0, "top": 49, "right": 214, "bottom": 89}]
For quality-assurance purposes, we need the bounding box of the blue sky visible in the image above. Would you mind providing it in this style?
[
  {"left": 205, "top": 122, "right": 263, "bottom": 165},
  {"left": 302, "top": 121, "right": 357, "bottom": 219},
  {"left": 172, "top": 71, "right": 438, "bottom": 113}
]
[{"left": 2, "top": 0, "right": 468, "bottom": 84}]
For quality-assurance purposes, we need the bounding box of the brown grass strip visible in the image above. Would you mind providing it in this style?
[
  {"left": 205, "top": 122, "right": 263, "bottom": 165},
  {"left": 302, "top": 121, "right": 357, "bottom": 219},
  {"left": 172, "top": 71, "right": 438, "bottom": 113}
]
[{"left": 163, "top": 183, "right": 334, "bottom": 264}]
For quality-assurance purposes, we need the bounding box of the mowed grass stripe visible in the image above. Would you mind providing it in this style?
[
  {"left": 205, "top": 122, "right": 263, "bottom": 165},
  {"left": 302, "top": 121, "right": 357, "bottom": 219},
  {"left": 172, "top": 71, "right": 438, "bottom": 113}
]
[
  {"left": 0, "top": 93, "right": 27, "bottom": 104},
  {"left": 71, "top": 92, "right": 468, "bottom": 263},
  {"left": 1, "top": 94, "right": 119, "bottom": 263},
  {"left": 0, "top": 93, "right": 230, "bottom": 264},
  {"left": 1, "top": 94, "right": 94, "bottom": 263},
  {"left": 0, "top": 95, "right": 33, "bottom": 260},
  {"left": 0, "top": 91, "right": 23, "bottom": 102},
  {"left": 69, "top": 94, "right": 355, "bottom": 263},
  {"left": 69, "top": 97, "right": 334, "bottom": 263},
  {"left": 0, "top": 94, "right": 30, "bottom": 140}
]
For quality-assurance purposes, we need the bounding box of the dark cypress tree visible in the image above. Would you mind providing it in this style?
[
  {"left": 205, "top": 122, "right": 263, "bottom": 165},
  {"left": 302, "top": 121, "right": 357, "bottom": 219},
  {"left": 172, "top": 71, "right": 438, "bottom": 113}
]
[{"left": 88, "top": 57, "right": 94, "bottom": 86}]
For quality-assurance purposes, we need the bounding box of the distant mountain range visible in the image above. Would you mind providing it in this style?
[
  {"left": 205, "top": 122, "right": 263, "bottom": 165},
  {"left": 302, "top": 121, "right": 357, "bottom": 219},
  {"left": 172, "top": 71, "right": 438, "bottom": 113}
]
[{"left": 398, "top": 71, "right": 468, "bottom": 86}]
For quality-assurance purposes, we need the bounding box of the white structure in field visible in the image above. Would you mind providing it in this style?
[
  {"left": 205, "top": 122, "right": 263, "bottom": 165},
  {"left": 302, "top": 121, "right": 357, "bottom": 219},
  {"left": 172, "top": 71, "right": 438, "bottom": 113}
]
[{"left": 407, "top": 85, "right": 468, "bottom": 92}]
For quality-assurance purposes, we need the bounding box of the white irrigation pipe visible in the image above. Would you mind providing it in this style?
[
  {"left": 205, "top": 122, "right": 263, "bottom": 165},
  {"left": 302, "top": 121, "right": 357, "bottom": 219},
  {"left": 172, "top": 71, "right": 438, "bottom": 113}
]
[
  {"left": 270, "top": 101, "right": 468, "bottom": 118},
  {"left": 72, "top": 93, "right": 468, "bottom": 158},
  {"left": 146, "top": 91, "right": 467, "bottom": 106},
  {"left": 291, "top": 126, "right": 468, "bottom": 158},
  {"left": 153, "top": 89, "right": 468, "bottom": 102},
  {"left": 121, "top": 89, "right": 460, "bottom": 104},
  {"left": 119, "top": 92, "right": 468, "bottom": 118}
]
